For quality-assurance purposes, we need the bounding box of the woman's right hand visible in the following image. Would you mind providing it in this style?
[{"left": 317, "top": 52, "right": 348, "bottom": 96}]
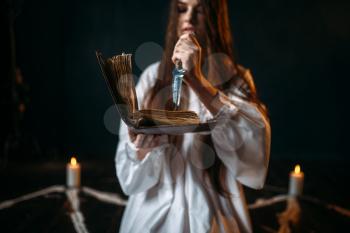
[{"left": 128, "top": 129, "right": 169, "bottom": 160}]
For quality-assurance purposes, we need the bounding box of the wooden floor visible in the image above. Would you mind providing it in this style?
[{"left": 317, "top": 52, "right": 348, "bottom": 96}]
[{"left": 0, "top": 159, "right": 349, "bottom": 233}]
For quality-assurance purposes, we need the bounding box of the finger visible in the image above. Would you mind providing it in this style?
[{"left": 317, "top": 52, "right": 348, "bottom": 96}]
[
  {"left": 179, "top": 32, "right": 192, "bottom": 40},
  {"left": 174, "top": 37, "right": 187, "bottom": 52},
  {"left": 188, "top": 33, "right": 201, "bottom": 47},
  {"left": 172, "top": 51, "right": 187, "bottom": 65},
  {"left": 174, "top": 50, "right": 192, "bottom": 59},
  {"left": 175, "top": 41, "right": 200, "bottom": 60},
  {"left": 156, "top": 134, "right": 169, "bottom": 145},
  {"left": 128, "top": 128, "right": 137, "bottom": 142},
  {"left": 149, "top": 136, "right": 162, "bottom": 148},
  {"left": 172, "top": 56, "right": 190, "bottom": 71},
  {"left": 142, "top": 135, "right": 154, "bottom": 148},
  {"left": 172, "top": 56, "right": 193, "bottom": 72},
  {"left": 179, "top": 33, "right": 198, "bottom": 46},
  {"left": 134, "top": 134, "right": 146, "bottom": 148},
  {"left": 177, "top": 35, "right": 196, "bottom": 46},
  {"left": 176, "top": 34, "right": 198, "bottom": 50},
  {"left": 172, "top": 53, "right": 181, "bottom": 65},
  {"left": 149, "top": 135, "right": 161, "bottom": 148},
  {"left": 176, "top": 42, "right": 197, "bottom": 52},
  {"left": 180, "top": 35, "right": 201, "bottom": 54}
]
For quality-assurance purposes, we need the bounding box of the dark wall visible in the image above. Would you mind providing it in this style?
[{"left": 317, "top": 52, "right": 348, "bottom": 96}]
[{"left": 6, "top": 0, "right": 349, "bottom": 160}]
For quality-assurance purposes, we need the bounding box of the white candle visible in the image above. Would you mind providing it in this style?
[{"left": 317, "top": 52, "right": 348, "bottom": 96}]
[
  {"left": 288, "top": 164, "right": 304, "bottom": 196},
  {"left": 66, "top": 157, "right": 81, "bottom": 188}
]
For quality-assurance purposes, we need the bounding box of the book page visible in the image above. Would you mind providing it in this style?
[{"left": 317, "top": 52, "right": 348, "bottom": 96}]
[{"left": 134, "top": 109, "right": 200, "bottom": 126}]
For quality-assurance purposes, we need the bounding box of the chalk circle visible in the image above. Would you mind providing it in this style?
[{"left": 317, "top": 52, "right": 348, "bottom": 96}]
[{"left": 135, "top": 41, "right": 164, "bottom": 71}]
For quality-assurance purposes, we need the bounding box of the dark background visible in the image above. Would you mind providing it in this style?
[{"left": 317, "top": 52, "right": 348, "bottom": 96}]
[{"left": 1, "top": 0, "right": 349, "bottom": 162}]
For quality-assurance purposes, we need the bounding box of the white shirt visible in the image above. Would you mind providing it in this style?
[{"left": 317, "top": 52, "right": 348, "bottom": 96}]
[{"left": 115, "top": 62, "right": 271, "bottom": 233}]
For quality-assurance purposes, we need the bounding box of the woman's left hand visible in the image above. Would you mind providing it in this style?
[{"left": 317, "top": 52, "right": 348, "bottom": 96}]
[{"left": 172, "top": 33, "right": 203, "bottom": 81}]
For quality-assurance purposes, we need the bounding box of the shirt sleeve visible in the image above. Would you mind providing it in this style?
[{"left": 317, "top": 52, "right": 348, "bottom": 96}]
[
  {"left": 115, "top": 62, "right": 168, "bottom": 196},
  {"left": 115, "top": 121, "right": 169, "bottom": 195},
  {"left": 210, "top": 79, "right": 271, "bottom": 190}
]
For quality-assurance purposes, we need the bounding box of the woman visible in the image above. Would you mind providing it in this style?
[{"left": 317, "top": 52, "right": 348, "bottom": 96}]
[{"left": 115, "top": 0, "right": 271, "bottom": 232}]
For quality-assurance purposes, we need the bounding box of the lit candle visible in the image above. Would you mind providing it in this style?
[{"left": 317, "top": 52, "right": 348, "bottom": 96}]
[
  {"left": 288, "top": 164, "right": 304, "bottom": 196},
  {"left": 66, "top": 156, "right": 81, "bottom": 188}
]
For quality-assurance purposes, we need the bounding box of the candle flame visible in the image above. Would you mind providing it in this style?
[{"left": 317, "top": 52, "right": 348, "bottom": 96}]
[
  {"left": 294, "top": 164, "right": 301, "bottom": 174},
  {"left": 70, "top": 157, "right": 77, "bottom": 166}
]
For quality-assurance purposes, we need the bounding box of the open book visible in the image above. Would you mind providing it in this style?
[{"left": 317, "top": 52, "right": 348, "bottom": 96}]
[{"left": 96, "top": 51, "right": 217, "bottom": 134}]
